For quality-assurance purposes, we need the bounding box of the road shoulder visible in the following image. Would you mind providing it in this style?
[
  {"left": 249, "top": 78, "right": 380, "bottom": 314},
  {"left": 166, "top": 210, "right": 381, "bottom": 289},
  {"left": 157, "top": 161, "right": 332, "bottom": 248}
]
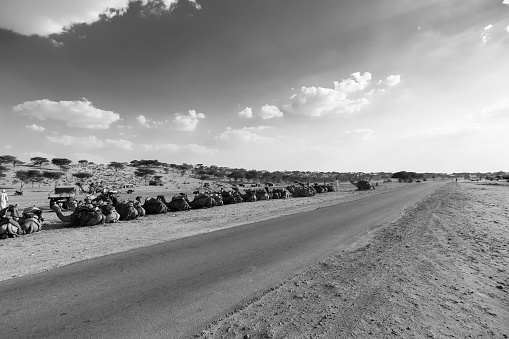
[{"left": 198, "top": 183, "right": 509, "bottom": 338}]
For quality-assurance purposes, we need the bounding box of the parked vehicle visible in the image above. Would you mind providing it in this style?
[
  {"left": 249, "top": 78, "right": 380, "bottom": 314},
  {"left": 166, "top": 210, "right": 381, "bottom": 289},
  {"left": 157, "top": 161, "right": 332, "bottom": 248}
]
[
  {"left": 48, "top": 186, "right": 77, "bottom": 209},
  {"left": 117, "top": 184, "right": 135, "bottom": 194}
]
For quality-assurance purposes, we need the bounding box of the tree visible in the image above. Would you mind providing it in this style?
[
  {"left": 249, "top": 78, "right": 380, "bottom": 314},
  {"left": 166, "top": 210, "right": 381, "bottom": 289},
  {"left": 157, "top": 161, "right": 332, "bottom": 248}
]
[
  {"left": 227, "top": 171, "right": 245, "bottom": 182},
  {"left": 30, "top": 157, "right": 50, "bottom": 168},
  {"left": 0, "top": 165, "right": 8, "bottom": 178},
  {"left": 43, "top": 171, "right": 64, "bottom": 186},
  {"left": 78, "top": 160, "right": 89, "bottom": 166},
  {"left": 0, "top": 155, "right": 19, "bottom": 167},
  {"left": 108, "top": 161, "right": 125, "bottom": 171},
  {"left": 15, "top": 169, "right": 43, "bottom": 188},
  {"left": 134, "top": 168, "right": 156, "bottom": 184},
  {"left": 72, "top": 172, "right": 94, "bottom": 183},
  {"left": 52, "top": 158, "right": 72, "bottom": 171}
]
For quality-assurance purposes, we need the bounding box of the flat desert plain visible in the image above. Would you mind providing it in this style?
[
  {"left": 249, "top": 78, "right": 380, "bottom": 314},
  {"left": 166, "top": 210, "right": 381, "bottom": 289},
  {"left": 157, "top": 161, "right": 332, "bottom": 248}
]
[{"left": 1, "top": 181, "right": 508, "bottom": 338}]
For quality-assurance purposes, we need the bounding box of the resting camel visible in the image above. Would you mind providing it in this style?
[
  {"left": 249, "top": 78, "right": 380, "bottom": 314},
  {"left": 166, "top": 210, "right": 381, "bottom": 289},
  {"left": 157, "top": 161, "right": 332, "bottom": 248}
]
[
  {"left": 99, "top": 204, "right": 120, "bottom": 223},
  {"left": 232, "top": 187, "right": 256, "bottom": 202},
  {"left": 52, "top": 203, "right": 105, "bottom": 227},
  {"left": 349, "top": 178, "right": 375, "bottom": 190},
  {"left": 115, "top": 201, "right": 139, "bottom": 220},
  {"left": 18, "top": 206, "right": 44, "bottom": 233},
  {"left": 158, "top": 194, "right": 191, "bottom": 211},
  {"left": 0, "top": 205, "right": 21, "bottom": 238},
  {"left": 134, "top": 196, "right": 146, "bottom": 216},
  {"left": 255, "top": 188, "right": 270, "bottom": 201}
]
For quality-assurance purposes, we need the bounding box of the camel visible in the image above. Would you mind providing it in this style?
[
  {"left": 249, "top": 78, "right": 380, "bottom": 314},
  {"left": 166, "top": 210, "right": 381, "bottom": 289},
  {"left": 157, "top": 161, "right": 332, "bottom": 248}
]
[
  {"left": 313, "top": 184, "right": 326, "bottom": 193},
  {"left": 286, "top": 185, "right": 316, "bottom": 197},
  {"left": 220, "top": 190, "right": 243, "bottom": 204},
  {"left": 18, "top": 206, "right": 44, "bottom": 234},
  {"left": 271, "top": 187, "right": 290, "bottom": 199},
  {"left": 349, "top": 178, "right": 374, "bottom": 190},
  {"left": 143, "top": 197, "right": 167, "bottom": 214},
  {"left": 189, "top": 192, "right": 221, "bottom": 209},
  {"left": 232, "top": 187, "right": 256, "bottom": 202},
  {"left": 0, "top": 205, "right": 21, "bottom": 238},
  {"left": 256, "top": 188, "right": 270, "bottom": 201},
  {"left": 52, "top": 203, "right": 105, "bottom": 227},
  {"left": 99, "top": 204, "right": 120, "bottom": 223},
  {"left": 159, "top": 194, "right": 191, "bottom": 212},
  {"left": 133, "top": 198, "right": 146, "bottom": 217},
  {"left": 116, "top": 201, "right": 139, "bottom": 220}
]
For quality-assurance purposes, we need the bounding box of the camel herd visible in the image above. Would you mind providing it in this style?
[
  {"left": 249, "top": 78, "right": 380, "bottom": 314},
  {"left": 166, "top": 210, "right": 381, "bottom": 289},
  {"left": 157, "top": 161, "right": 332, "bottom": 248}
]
[{"left": 0, "top": 181, "right": 348, "bottom": 239}]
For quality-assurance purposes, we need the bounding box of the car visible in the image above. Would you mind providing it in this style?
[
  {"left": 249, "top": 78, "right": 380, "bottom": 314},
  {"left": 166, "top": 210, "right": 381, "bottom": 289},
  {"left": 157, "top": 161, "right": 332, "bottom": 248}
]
[{"left": 117, "top": 184, "right": 135, "bottom": 194}]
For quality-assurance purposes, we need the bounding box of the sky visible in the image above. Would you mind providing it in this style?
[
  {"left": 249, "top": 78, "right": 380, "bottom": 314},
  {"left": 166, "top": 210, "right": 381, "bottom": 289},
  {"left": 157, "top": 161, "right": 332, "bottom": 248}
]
[{"left": 1, "top": 0, "right": 508, "bottom": 173}]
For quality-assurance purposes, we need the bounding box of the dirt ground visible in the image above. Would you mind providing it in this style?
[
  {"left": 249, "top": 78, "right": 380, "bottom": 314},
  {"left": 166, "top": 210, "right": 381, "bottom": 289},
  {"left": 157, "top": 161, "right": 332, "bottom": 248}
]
[
  {"left": 2, "top": 181, "right": 508, "bottom": 338},
  {"left": 1, "top": 181, "right": 404, "bottom": 281},
  {"left": 197, "top": 182, "right": 509, "bottom": 338}
]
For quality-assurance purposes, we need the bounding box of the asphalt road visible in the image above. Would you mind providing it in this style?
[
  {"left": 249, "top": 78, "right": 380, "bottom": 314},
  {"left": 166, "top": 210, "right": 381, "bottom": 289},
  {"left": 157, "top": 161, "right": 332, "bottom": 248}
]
[{"left": 0, "top": 182, "right": 446, "bottom": 338}]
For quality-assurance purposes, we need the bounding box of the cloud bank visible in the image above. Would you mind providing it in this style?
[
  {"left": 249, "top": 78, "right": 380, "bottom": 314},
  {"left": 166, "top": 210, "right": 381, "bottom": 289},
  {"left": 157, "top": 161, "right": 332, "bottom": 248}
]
[
  {"left": 0, "top": 0, "right": 201, "bottom": 36},
  {"left": 482, "top": 98, "right": 509, "bottom": 117},
  {"left": 14, "top": 98, "right": 120, "bottom": 129},
  {"left": 283, "top": 72, "right": 390, "bottom": 117},
  {"left": 47, "top": 135, "right": 134, "bottom": 149},
  {"left": 215, "top": 127, "right": 275, "bottom": 142}
]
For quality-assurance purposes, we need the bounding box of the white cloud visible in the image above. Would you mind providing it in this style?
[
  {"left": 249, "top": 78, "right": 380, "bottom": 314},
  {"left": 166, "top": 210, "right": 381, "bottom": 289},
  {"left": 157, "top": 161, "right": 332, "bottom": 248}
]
[
  {"left": 46, "top": 135, "right": 105, "bottom": 148},
  {"left": 137, "top": 115, "right": 151, "bottom": 128},
  {"left": 241, "top": 126, "right": 272, "bottom": 131},
  {"left": 503, "top": 0, "right": 509, "bottom": 5},
  {"left": 482, "top": 98, "right": 509, "bottom": 117},
  {"left": 238, "top": 107, "right": 253, "bottom": 118},
  {"left": 215, "top": 127, "right": 275, "bottom": 142},
  {"left": 50, "top": 39, "right": 64, "bottom": 47},
  {"left": 136, "top": 115, "right": 169, "bottom": 128},
  {"left": 142, "top": 143, "right": 217, "bottom": 154},
  {"left": 13, "top": 98, "right": 120, "bottom": 129},
  {"left": 481, "top": 24, "right": 493, "bottom": 45},
  {"left": 46, "top": 135, "right": 133, "bottom": 149},
  {"left": 506, "top": 26, "right": 509, "bottom": 33},
  {"left": 0, "top": 0, "right": 201, "bottom": 36},
  {"left": 345, "top": 128, "right": 376, "bottom": 141},
  {"left": 173, "top": 110, "right": 205, "bottom": 131},
  {"left": 260, "top": 105, "right": 283, "bottom": 120},
  {"left": 383, "top": 75, "right": 401, "bottom": 86},
  {"left": 335, "top": 72, "right": 372, "bottom": 93},
  {"left": 26, "top": 124, "right": 45, "bottom": 132},
  {"left": 283, "top": 72, "right": 375, "bottom": 117},
  {"left": 105, "top": 139, "right": 134, "bottom": 150}
]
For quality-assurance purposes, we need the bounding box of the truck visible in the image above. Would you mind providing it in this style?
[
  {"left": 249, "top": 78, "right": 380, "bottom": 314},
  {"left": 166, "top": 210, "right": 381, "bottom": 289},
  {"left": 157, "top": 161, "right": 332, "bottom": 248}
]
[
  {"left": 48, "top": 186, "right": 77, "bottom": 209},
  {"left": 48, "top": 185, "right": 99, "bottom": 209}
]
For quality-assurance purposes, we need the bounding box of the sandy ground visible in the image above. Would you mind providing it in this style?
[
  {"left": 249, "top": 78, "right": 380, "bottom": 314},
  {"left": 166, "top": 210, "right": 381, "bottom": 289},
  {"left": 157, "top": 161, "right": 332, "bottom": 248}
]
[
  {"left": 1, "top": 181, "right": 405, "bottom": 281},
  {"left": 2, "top": 180, "right": 507, "bottom": 339},
  {"left": 198, "top": 182, "right": 509, "bottom": 338}
]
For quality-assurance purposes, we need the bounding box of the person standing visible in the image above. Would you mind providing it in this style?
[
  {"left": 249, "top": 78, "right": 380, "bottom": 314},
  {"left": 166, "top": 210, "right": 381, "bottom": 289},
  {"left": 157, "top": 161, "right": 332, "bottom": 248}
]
[{"left": 0, "top": 189, "right": 8, "bottom": 209}]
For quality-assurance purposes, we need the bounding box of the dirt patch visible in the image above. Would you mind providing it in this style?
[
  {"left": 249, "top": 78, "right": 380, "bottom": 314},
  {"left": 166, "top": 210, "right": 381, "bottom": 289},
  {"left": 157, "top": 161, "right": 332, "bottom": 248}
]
[
  {"left": 197, "top": 182, "right": 509, "bottom": 338},
  {"left": 1, "top": 182, "right": 407, "bottom": 281}
]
